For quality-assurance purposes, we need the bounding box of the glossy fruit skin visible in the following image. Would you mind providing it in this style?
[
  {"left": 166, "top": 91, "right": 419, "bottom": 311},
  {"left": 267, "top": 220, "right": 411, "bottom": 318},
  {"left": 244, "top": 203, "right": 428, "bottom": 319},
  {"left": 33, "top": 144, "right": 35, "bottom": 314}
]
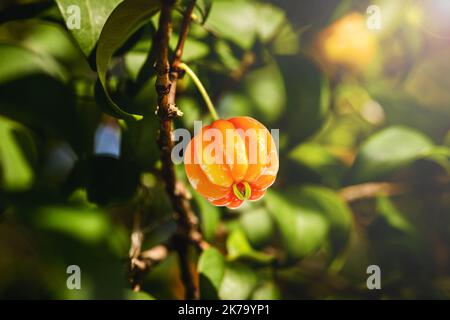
[{"left": 184, "top": 116, "right": 279, "bottom": 209}]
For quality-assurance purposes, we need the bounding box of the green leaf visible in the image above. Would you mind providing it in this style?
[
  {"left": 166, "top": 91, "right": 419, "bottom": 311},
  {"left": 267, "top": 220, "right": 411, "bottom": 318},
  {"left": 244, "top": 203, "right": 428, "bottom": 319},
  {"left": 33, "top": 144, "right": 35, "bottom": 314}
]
[
  {"left": 194, "top": 193, "right": 220, "bottom": 242},
  {"left": 288, "top": 142, "right": 346, "bottom": 188},
  {"left": 199, "top": 247, "right": 266, "bottom": 300},
  {"left": 0, "top": 116, "right": 35, "bottom": 191},
  {"left": 177, "top": 96, "right": 201, "bottom": 129},
  {"left": 239, "top": 208, "right": 274, "bottom": 248},
  {"left": 194, "top": 0, "right": 212, "bottom": 25},
  {"left": 444, "top": 130, "right": 450, "bottom": 147},
  {"left": 244, "top": 62, "right": 286, "bottom": 122},
  {"left": 198, "top": 248, "right": 226, "bottom": 299},
  {"left": 124, "top": 289, "right": 155, "bottom": 300},
  {"left": 0, "top": 43, "right": 64, "bottom": 83},
  {"left": 214, "top": 40, "right": 241, "bottom": 71},
  {"left": 254, "top": 3, "right": 285, "bottom": 42},
  {"left": 348, "top": 126, "right": 434, "bottom": 183},
  {"left": 286, "top": 186, "right": 353, "bottom": 258},
  {"left": 265, "top": 186, "right": 352, "bottom": 262},
  {"left": 169, "top": 35, "right": 209, "bottom": 62},
  {"left": 265, "top": 190, "right": 329, "bottom": 261},
  {"left": 206, "top": 0, "right": 258, "bottom": 49},
  {"left": 55, "top": 0, "right": 123, "bottom": 57},
  {"left": 33, "top": 206, "right": 111, "bottom": 244},
  {"left": 218, "top": 92, "right": 253, "bottom": 119},
  {"left": 218, "top": 262, "right": 258, "bottom": 300},
  {"left": 254, "top": 3, "right": 300, "bottom": 55},
  {"left": 96, "top": 0, "right": 160, "bottom": 121},
  {"left": 226, "top": 228, "right": 274, "bottom": 266},
  {"left": 376, "top": 196, "right": 415, "bottom": 234},
  {"left": 251, "top": 281, "right": 281, "bottom": 300},
  {"left": 0, "top": 20, "right": 84, "bottom": 68},
  {"left": 122, "top": 104, "right": 160, "bottom": 170},
  {"left": 276, "top": 54, "right": 330, "bottom": 147},
  {"left": 0, "top": 44, "right": 79, "bottom": 147}
]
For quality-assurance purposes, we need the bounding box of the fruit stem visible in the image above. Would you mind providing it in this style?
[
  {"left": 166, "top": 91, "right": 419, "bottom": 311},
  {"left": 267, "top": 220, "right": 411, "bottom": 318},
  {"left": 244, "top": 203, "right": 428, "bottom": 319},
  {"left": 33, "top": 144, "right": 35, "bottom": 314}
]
[{"left": 178, "top": 62, "right": 219, "bottom": 121}]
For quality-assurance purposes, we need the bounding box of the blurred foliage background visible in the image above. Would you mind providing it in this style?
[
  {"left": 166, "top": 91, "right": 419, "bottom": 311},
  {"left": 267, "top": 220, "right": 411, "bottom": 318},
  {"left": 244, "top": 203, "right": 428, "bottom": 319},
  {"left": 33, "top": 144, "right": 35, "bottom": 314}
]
[{"left": 0, "top": 0, "right": 449, "bottom": 299}]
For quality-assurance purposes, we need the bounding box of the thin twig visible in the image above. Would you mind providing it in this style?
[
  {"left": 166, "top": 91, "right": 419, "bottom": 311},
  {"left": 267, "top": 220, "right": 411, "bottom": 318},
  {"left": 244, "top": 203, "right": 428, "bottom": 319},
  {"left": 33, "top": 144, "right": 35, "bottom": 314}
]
[
  {"left": 172, "top": 0, "right": 196, "bottom": 67},
  {"left": 130, "top": 244, "right": 170, "bottom": 292},
  {"left": 339, "top": 182, "right": 409, "bottom": 202}
]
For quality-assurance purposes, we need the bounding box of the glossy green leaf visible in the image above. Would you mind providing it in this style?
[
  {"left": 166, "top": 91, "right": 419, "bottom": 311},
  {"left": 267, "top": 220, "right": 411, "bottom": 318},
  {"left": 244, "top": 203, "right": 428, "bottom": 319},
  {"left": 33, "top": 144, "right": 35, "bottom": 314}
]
[
  {"left": 348, "top": 126, "right": 434, "bottom": 183},
  {"left": 194, "top": 0, "right": 212, "bottom": 24},
  {"left": 276, "top": 54, "right": 330, "bottom": 147},
  {"left": 0, "top": 20, "right": 84, "bottom": 68},
  {"left": 177, "top": 96, "right": 201, "bottom": 129},
  {"left": 0, "top": 117, "right": 35, "bottom": 191},
  {"left": 96, "top": 0, "right": 160, "bottom": 121},
  {"left": 169, "top": 35, "right": 209, "bottom": 62},
  {"left": 218, "top": 262, "right": 258, "bottom": 300},
  {"left": 226, "top": 228, "right": 274, "bottom": 266},
  {"left": 255, "top": 3, "right": 299, "bottom": 55},
  {"left": 265, "top": 186, "right": 352, "bottom": 262},
  {"left": 444, "top": 130, "right": 450, "bottom": 147},
  {"left": 124, "top": 289, "right": 155, "bottom": 300},
  {"left": 194, "top": 193, "right": 220, "bottom": 242},
  {"left": 206, "top": 0, "right": 258, "bottom": 49},
  {"left": 265, "top": 190, "right": 329, "bottom": 261},
  {"left": 198, "top": 247, "right": 226, "bottom": 299},
  {"left": 55, "top": 0, "right": 123, "bottom": 57},
  {"left": 0, "top": 43, "right": 64, "bottom": 83},
  {"left": 122, "top": 104, "right": 160, "bottom": 170},
  {"left": 376, "top": 196, "right": 415, "bottom": 234},
  {"left": 218, "top": 93, "right": 253, "bottom": 119},
  {"left": 33, "top": 206, "right": 111, "bottom": 244},
  {"left": 286, "top": 185, "right": 353, "bottom": 258},
  {"left": 288, "top": 142, "right": 346, "bottom": 187},
  {"left": 239, "top": 208, "right": 274, "bottom": 248},
  {"left": 0, "top": 44, "right": 79, "bottom": 146},
  {"left": 254, "top": 3, "right": 285, "bottom": 42},
  {"left": 244, "top": 62, "right": 286, "bottom": 122},
  {"left": 422, "top": 146, "right": 450, "bottom": 175},
  {"left": 251, "top": 281, "right": 281, "bottom": 300}
]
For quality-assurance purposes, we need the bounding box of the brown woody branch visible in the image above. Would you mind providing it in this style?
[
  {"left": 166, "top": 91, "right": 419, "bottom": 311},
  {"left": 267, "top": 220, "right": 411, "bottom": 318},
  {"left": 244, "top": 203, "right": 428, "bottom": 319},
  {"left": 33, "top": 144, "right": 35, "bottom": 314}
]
[{"left": 154, "top": 0, "right": 206, "bottom": 300}]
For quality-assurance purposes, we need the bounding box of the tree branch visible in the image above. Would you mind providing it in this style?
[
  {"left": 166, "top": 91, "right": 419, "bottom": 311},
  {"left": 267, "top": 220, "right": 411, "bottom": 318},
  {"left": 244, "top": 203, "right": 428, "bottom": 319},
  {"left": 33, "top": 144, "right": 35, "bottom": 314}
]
[
  {"left": 130, "top": 243, "right": 169, "bottom": 292},
  {"left": 155, "top": 0, "right": 203, "bottom": 300},
  {"left": 339, "top": 182, "right": 409, "bottom": 202},
  {"left": 172, "top": 0, "right": 196, "bottom": 67}
]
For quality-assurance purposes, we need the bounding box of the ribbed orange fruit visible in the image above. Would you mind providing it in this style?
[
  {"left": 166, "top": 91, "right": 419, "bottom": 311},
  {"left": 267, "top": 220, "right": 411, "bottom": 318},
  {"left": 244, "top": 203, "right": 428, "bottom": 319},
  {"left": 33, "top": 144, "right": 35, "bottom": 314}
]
[{"left": 184, "top": 117, "right": 278, "bottom": 209}]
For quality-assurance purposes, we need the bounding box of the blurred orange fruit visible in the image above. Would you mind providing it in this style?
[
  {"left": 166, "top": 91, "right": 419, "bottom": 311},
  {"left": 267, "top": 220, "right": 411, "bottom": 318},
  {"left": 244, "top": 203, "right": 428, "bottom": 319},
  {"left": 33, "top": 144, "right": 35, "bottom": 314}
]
[{"left": 314, "top": 12, "right": 378, "bottom": 74}]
